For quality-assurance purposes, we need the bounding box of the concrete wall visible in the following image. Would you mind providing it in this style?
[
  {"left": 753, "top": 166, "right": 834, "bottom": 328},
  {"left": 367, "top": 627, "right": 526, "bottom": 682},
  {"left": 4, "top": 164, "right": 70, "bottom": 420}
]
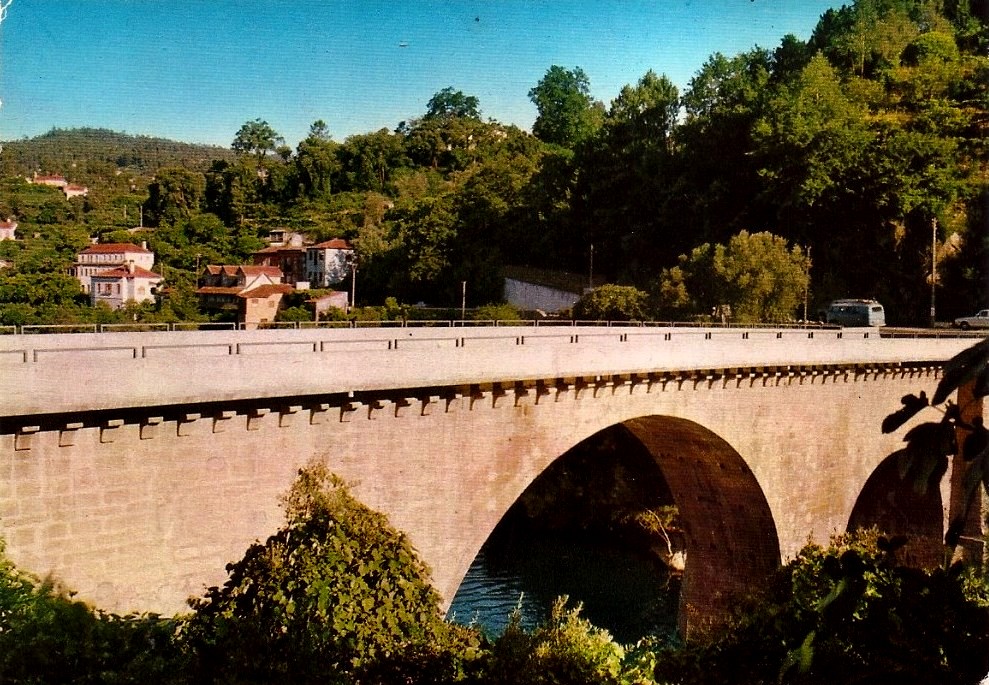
[{"left": 503, "top": 278, "right": 581, "bottom": 313}]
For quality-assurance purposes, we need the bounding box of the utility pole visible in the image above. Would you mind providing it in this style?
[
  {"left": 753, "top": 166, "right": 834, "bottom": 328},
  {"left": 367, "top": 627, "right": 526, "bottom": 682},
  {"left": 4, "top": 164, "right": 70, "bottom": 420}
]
[
  {"left": 461, "top": 280, "right": 467, "bottom": 321},
  {"left": 930, "top": 217, "right": 937, "bottom": 328},
  {"left": 588, "top": 243, "right": 594, "bottom": 291},
  {"left": 803, "top": 246, "right": 811, "bottom": 325}
]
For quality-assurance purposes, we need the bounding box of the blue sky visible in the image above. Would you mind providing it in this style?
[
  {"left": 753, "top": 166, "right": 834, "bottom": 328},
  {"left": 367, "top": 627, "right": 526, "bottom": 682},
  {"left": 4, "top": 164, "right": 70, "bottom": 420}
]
[{"left": 0, "top": 1, "right": 840, "bottom": 148}]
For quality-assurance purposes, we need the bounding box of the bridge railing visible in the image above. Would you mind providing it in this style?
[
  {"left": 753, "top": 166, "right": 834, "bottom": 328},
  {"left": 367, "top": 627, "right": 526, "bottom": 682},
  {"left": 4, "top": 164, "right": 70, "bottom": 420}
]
[{"left": 1, "top": 319, "right": 986, "bottom": 339}]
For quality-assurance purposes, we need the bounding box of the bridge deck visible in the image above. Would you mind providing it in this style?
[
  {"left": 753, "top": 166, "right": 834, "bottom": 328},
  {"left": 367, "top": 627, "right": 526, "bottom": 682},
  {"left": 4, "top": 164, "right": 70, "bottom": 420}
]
[{"left": 1, "top": 326, "right": 982, "bottom": 419}]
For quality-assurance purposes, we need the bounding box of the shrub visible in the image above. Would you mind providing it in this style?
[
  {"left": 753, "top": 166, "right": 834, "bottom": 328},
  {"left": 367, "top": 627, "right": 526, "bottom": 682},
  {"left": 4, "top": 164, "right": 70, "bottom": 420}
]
[
  {"left": 472, "top": 303, "right": 521, "bottom": 322},
  {"left": 183, "top": 461, "right": 479, "bottom": 683},
  {"left": 573, "top": 285, "right": 649, "bottom": 321},
  {"left": 479, "top": 598, "right": 626, "bottom": 685},
  {"left": 0, "top": 540, "right": 187, "bottom": 683},
  {"left": 652, "top": 529, "right": 989, "bottom": 685}
]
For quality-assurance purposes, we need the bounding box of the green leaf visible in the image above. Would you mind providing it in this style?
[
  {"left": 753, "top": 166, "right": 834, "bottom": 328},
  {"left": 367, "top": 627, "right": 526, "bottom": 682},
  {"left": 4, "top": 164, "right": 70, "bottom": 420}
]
[{"left": 932, "top": 337, "right": 989, "bottom": 405}]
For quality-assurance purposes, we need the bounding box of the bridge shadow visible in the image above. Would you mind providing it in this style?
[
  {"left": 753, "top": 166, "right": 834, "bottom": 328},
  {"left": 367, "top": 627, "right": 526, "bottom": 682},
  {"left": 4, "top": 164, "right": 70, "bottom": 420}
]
[
  {"left": 451, "top": 415, "right": 782, "bottom": 641},
  {"left": 847, "top": 450, "right": 945, "bottom": 569},
  {"left": 622, "top": 416, "right": 782, "bottom": 637}
]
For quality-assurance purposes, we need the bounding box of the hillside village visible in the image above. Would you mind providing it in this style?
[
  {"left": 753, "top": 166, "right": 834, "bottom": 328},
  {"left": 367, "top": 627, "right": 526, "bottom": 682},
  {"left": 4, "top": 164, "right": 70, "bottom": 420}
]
[{"left": 60, "top": 230, "right": 357, "bottom": 328}]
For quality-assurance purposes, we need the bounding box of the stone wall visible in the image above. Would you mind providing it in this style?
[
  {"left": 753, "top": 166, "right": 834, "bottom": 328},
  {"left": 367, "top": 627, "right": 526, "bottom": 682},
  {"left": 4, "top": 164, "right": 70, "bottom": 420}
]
[{"left": 0, "top": 354, "right": 966, "bottom": 636}]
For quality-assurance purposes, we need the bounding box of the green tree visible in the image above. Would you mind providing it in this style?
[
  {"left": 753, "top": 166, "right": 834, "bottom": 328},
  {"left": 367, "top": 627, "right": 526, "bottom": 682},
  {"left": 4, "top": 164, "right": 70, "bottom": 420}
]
[
  {"left": 754, "top": 54, "right": 873, "bottom": 211},
  {"left": 295, "top": 120, "right": 341, "bottom": 198},
  {"left": 144, "top": 166, "right": 206, "bottom": 226},
  {"left": 653, "top": 530, "right": 989, "bottom": 685},
  {"left": 425, "top": 87, "right": 481, "bottom": 120},
  {"left": 480, "top": 599, "right": 625, "bottom": 685},
  {"left": 657, "top": 231, "right": 810, "bottom": 323},
  {"left": 572, "top": 284, "right": 649, "bottom": 321},
  {"left": 183, "top": 461, "right": 472, "bottom": 684},
  {"left": 528, "top": 65, "right": 604, "bottom": 149},
  {"left": 338, "top": 128, "right": 408, "bottom": 192},
  {"left": 231, "top": 118, "right": 284, "bottom": 169},
  {"left": 0, "top": 540, "right": 187, "bottom": 683},
  {"left": 573, "top": 70, "right": 680, "bottom": 280}
]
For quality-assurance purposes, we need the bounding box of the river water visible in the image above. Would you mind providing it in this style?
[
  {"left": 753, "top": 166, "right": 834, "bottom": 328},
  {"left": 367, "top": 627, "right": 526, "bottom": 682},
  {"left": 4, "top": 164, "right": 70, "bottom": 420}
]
[{"left": 446, "top": 532, "right": 680, "bottom": 645}]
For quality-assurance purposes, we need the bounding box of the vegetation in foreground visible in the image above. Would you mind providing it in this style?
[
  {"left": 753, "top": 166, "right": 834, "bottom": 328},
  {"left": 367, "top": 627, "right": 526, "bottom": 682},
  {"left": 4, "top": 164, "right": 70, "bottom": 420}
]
[{"left": 0, "top": 461, "right": 986, "bottom": 684}]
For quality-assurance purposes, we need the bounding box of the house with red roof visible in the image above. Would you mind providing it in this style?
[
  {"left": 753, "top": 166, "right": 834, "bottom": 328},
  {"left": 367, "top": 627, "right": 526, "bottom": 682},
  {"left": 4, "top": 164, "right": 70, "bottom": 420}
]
[
  {"left": 28, "top": 173, "right": 88, "bottom": 198},
  {"left": 0, "top": 219, "right": 17, "bottom": 241},
  {"left": 29, "top": 173, "right": 67, "bottom": 188},
  {"left": 252, "top": 244, "right": 307, "bottom": 286},
  {"left": 63, "top": 184, "right": 89, "bottom": 199},
  {"left": 73, "top": 242, "right": 156, "bottom": 294},
  {"left": 197, "top": 264, "right": 291, "bottom": 328},
  {"left": 90, "top": 263, "right": 163, "bottom": 309},
  {"left": 306, "top": 238, "right": 354, "bottom": 288}
]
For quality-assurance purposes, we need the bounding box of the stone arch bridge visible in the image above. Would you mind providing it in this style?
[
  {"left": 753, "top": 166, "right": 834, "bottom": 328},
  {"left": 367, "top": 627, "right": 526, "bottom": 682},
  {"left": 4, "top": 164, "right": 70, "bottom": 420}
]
[{"left": 0, "top": 325, "right": 983, "bottom": 634}]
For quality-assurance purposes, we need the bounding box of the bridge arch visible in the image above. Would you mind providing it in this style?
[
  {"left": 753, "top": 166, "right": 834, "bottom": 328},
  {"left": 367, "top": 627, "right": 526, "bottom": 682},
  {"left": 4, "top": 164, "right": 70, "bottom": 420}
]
[
  {"left": 622, "top": 416, "right": 781, "bottom": 635},
  {"left": 847, "top": 450, "right": 945, "bottom": 568},
  {"left": 452, "top": 414, "right": 782, "bottom": 637}
]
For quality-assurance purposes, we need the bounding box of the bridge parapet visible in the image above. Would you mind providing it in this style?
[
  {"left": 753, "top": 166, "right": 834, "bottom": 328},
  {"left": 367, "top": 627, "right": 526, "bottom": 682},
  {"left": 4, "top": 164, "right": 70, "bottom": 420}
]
[{"left": 0, "top": 327, "right": 980, "bottom": 420}]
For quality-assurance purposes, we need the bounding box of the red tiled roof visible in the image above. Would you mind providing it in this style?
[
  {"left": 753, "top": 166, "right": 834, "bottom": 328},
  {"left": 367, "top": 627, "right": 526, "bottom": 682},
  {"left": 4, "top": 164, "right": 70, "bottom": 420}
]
[
  {"left": 205, "top": 265, "right": 244, "bottom": 277},
  {"left": 311, "top": 238, "right": 353, "bottom": 250},
  {"left": 195, "top": 286, "right": 244, "bottom": 296},
  {"left": 254, "top": 245, "right": 305, "bottom": 254},
  {"left": 80, "top": 242, "right": 151, "bottom": 254},
  {"left": 238, "top": 284, "right": 294, "bottom": 299},
  {"left": 0, "top": 220, "right": 17, "bottom": 230},
  {"left": 238, "top": 265, "right": 283, "bottom": 277},
  {"left": 92, "top": 266, "right": 161, "bottom": 279}
]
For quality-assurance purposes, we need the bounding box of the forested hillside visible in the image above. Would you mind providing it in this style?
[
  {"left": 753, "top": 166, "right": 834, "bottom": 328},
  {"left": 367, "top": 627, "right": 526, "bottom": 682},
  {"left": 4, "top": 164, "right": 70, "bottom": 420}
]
[
  {"left": 0, "top": 127, "right": 234, "bottom": 176},
  {"left": 0, "top": 0, "right": 985, "bottom": 326}
]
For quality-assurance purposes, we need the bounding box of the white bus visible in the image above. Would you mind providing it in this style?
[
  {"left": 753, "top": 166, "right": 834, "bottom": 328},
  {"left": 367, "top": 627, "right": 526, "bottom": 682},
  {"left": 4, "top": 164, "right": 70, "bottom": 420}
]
[{"left": 824, "top": 299, "right": 886, "bottom": 327}]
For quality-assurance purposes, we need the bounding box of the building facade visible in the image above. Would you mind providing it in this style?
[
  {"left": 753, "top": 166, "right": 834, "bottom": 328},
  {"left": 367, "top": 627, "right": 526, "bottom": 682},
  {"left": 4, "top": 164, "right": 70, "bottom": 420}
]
[
  {"left": 306, "top": 238, "right": 354, "bottom": 288},
  {"left": 90, "top": 264, "right": 162, "bottom": 309},
  {"left": 196, "top": 264, "right": 290, "bottom": 327},
  {"left": 0, "top": 219, "right": 17, "bottom": 241},
  {"left": 73, "top": 243, "right": 156, "bottom": 294},
  {"left": 252, "top": 246, "right": 307, "bottom": 286}
]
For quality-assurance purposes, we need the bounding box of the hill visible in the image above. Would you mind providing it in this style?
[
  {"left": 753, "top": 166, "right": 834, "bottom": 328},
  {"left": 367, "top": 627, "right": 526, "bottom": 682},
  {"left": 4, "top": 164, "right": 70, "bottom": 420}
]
[{"left": 0, "top": 127, "right": 234, "bottom": 177}]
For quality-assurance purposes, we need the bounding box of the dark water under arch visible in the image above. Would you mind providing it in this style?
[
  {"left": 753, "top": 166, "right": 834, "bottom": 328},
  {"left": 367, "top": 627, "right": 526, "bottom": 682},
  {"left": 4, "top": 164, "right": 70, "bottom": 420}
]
[
  {"left": 446, "top": 423, "right": 684, "bottom": 643},
  {"left": 447, "top": 528, "right": 681, "bottom": 644}
]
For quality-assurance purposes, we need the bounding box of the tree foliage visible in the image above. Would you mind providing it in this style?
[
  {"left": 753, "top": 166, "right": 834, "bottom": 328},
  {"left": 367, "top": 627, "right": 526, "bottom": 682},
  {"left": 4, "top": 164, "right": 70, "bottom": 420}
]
[
  {"left": 657, "top": 231, "right": 810, "bottom": 323},
  {"left": 653, "top": 530, "right": 989, "bottom": 685},
  {"left": 183, "top": 461, "right": 472, "bottom": 684},
  {"left": 425, "top": 87, "right": 482, "bottom": 121},
  {"left": 884, "top": 336, "right": 989, "bottom": 548},
  {"left": 528, "top": 65, "right": 603, "bottom": 149},
  {"left": 0, "top": 0, "right": 986, "bottom": 323},
  {"left": 573, "top": 284, "right": 649, "bottom": 321}
]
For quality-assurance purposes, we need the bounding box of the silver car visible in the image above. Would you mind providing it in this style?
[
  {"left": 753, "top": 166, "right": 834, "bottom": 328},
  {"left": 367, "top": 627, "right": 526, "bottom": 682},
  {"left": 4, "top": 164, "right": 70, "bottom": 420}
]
[{"left": 953, "top": 309, "right": 989, "bottom": 330}]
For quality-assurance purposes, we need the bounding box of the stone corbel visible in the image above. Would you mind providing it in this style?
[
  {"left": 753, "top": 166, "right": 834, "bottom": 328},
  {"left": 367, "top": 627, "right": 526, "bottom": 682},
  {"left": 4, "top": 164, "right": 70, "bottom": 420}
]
[{"left": 59, "top": 421, "right": 85, "bottom": 447}]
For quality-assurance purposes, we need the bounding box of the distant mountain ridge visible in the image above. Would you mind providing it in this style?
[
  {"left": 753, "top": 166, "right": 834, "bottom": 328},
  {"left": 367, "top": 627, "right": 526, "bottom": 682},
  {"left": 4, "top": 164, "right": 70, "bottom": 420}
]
[{"left": 0, "top": 127, "right": 234, "bottom": 176}]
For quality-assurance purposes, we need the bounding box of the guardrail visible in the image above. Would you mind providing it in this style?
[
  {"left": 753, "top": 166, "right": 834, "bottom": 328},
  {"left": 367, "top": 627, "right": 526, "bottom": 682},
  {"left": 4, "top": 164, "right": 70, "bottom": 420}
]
[{"left": 0, "top": 318, "right": 984, "bottom": 338}]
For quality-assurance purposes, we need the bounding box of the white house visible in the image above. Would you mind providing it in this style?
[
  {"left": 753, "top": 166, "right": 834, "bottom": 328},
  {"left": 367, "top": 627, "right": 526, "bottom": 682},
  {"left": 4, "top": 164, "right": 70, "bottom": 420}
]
[
  {"left": 306, "top": 238, "right": 354, "bottom": 288},
  {"left": 73, "top": 242, "right": 155, "bottom": 294},
  {"left": 0, "top": 219, "right": 17, "bottom": 241},
  {"left": 90, "top": 263, "right": 162, "bottom": 309}
]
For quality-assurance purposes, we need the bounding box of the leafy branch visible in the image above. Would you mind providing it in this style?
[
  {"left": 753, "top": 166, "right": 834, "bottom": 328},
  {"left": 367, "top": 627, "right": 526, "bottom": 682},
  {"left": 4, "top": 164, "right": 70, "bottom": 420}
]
[{"left": 883, "top": 337, "right": 989, "bottom": 549}]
